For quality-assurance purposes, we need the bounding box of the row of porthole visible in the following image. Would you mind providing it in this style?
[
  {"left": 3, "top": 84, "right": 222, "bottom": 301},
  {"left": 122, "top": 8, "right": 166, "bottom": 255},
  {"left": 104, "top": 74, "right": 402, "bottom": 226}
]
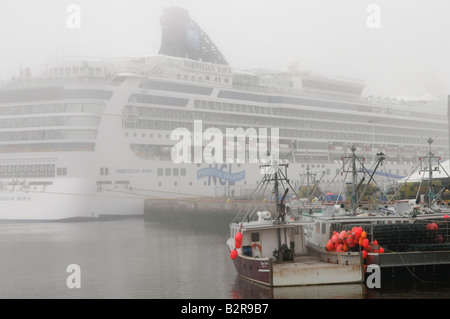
[
  {"left": 125, "top": 132, "right": 171, "bottom": 139},
  {"left": 176, "top": 73, "right": 230, "bottom": 84},
  {"left": 156, "top": 180, "right": 249, "bottom": 187}
]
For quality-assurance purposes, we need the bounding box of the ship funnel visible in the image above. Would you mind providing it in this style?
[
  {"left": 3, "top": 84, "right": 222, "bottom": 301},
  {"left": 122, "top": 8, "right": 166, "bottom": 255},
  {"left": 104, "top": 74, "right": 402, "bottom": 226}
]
[{"left": 159, "top": 7, "right": 228, "bottom": 65}]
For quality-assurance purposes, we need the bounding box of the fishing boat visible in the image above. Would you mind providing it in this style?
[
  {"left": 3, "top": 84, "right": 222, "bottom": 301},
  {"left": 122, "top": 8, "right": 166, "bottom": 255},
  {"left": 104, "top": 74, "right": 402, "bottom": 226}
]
[
  {"left": 300, "top": 141, "right": 450, "bottom": 275},
  {"left": 391, "top": 137, "right": 450, "bottom": 216},
  {"left": 226, "top": 161, "right": 364, "bottom": 287}
]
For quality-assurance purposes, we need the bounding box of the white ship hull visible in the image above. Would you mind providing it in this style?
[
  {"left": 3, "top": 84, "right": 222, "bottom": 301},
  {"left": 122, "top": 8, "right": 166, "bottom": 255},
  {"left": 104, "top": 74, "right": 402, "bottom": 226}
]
[{"left": 0, "top": 156, "right": 403, "bottom": 221}]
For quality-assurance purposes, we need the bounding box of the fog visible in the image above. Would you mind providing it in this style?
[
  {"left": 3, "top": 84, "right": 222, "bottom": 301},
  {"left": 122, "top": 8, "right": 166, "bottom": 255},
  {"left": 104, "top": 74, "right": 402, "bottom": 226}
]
[
  {"left": 2, "top": 1, "right": 450, "bottom": 300},
  {"left": 1, "top": 0, "right": 450, "bottom": 99}
]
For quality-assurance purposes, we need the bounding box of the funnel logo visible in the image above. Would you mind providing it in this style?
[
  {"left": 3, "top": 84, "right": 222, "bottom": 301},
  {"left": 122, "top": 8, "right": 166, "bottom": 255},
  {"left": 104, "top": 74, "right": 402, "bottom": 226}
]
[{"left": 186, "top": 28, "right": 201, "bottom": 51}]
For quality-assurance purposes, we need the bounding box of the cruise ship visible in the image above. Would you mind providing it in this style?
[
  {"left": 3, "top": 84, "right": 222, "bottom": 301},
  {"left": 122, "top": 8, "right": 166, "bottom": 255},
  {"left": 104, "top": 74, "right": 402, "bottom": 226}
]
[{"left": 0, "top": 7, "right": 448, "bottom": 220}]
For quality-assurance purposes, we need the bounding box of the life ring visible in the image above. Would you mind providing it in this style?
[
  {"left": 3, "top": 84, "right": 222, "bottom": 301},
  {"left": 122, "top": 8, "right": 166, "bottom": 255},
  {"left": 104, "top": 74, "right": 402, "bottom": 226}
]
[{"left": 251, "top": 243, "right": 262, "bottom": 253}]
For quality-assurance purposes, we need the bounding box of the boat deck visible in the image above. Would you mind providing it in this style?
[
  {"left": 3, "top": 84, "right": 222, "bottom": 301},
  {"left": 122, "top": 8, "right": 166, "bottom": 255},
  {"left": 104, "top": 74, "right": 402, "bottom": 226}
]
[
  {"left": 271, "top": 255, "right": 364, "bottom": 286},
  {"left": 275, "top": 255, "right": 356, "bottom": 270}
]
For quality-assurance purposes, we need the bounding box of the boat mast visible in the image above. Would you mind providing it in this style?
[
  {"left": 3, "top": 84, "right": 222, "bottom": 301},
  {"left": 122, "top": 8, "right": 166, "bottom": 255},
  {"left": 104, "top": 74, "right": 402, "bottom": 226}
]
[
  {"left": 427, "top": 137, "right": 434, "bottom": 207},
  {"left": 274, "top": 170, "right": 280, "bottom": 215},
  {"left": 351, "top": 145, "right": 358, "bottom": 215},
  {"left": 306, "top": 165, "right": 310, "bottom": 204}
]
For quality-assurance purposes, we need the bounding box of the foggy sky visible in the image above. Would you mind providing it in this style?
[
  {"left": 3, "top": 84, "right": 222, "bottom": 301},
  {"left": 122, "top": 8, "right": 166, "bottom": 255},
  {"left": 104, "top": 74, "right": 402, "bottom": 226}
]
[{"left": 1, "top": 0, "right": 450, "bottom": 99}]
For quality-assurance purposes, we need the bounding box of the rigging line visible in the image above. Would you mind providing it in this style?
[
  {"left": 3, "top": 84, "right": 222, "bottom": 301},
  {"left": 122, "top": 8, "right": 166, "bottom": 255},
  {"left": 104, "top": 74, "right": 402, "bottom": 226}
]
[
  {"left": 248, "top": 177, "right": 271, "bottom": 221},
  {"left": 102, "top": 188, "right": 167, "bottom": 199},
  {"left": 356, "top": 164, "right": 408, "bottom": 217},
  {"left": 433, "top": 158, "right": 450, "bottom": 206},
  {"left": 277, "top": 168, "right": 306, "bottom": 209},
  {"left": 242, "top": 177, "right": 270, "bottom": 222},
  {"left": 415, "top": 177, "right": 423, "bottom": 203},
  {"left": 243, "top": 183, "right": 265, "bottom": 221},
  {"left": 322, "top": 160, "right": 345, "bottom": 200},
  {"left": 436, "top": 155, "right": 450, "bottom": 179},
  {"left": 357, "top": 157, "right": 382, "bottom": 207},
  {"left": 386, "top": 158, "right": 424, "bottom": 205},
  {"left": 339, "top": 158, "right": 351, "bottom": 202},
  {"left": 383, "top": 248, "right": 447, "bottom": 284},
  {"left": 374, "top": 157, "right": 393, "bottom": 187},
  {"left": 311, "top": 171, "right": 325, "bottom": 202},
  {"left": 366, "top": 176, "right": 405, "bottom": 216},
  {"left": 241, "top": 174, "right": 268, "bottom": 221},
  {"left": 320, "top": 161, "right": 345, "bottom": 206},
  {"left": 132, "top": 187, "right": 210, "bottom": 198}
]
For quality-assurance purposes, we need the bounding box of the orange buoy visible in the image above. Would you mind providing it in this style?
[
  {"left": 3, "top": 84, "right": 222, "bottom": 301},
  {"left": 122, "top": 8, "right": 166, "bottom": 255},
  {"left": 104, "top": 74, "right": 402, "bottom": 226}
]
[
  {"left": 339, "top": 231, "right": 346, "bottom": 242},
  {"left": 230, "top": 249, "right": 238, "bottom": 260},
  {"left": 235, "top": 232, "right": 243, "bottom": 242},
  {"left": 332, "top": 234, "right": 339, "bottom": 244},
  {"left": 347, "top": 236, "right": 354, "bottom": 246},
  {"left": 378, "top": 247, "right": 385, "bottom": 254},
  {"left": 362, "top": 238, "right": 370, "bottom": 249},
  {"left": 362, "top": 250, "right": 367, "bottom": 259},
  {"left": 235, "top": 240, "right": 242, "bottom": 249},
  {"left": 361, "top": 231, "right": 367, "bottom": 239},
  {"left": 326, "top": 240, "right": 335, "bottom": 251}
]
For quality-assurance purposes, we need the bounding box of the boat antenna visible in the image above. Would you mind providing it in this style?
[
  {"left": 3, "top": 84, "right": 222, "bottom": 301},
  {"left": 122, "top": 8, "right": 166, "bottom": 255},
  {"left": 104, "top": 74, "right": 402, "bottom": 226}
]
[
  {"left": 351, "top": 145, "right": 358, "bottom": 214},
  {"left": 427, "top": 137, "right": 435, "bottom": 207}
]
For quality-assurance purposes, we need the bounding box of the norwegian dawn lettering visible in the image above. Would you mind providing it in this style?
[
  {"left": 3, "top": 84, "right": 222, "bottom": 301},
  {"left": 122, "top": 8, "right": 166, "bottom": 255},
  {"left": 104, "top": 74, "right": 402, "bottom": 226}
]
[
  {"left": 183, "top": 60, "right": 231, "bottom": 74},
  {"left": 0, "top": 196, "right": 31, "bottom": 201}
]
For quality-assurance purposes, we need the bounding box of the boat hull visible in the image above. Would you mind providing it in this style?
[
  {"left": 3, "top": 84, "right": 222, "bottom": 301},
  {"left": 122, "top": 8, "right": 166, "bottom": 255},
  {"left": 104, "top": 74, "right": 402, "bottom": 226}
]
[{"left": 229, "top": 245, "right": 364, "bottom": 287}]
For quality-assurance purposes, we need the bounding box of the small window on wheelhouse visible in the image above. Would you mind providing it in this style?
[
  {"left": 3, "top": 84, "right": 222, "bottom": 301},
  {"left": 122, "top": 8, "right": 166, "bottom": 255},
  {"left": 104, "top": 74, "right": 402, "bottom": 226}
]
[
  {"left": 251, "top": 232, "right": 259, "bottom": 242},
  {"left": 321, "top": 222, "right": 327, "bottom": 234}
]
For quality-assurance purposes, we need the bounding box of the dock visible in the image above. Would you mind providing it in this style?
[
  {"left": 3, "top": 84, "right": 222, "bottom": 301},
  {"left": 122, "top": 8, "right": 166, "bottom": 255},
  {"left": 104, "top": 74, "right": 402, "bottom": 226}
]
[
  {"left": 367, "top": 250, "right": 450, "bottom": 268},
  {"left": 360, "top": 221, "right": 450, "bottom": 279},
  {"left": 144, "top": 197, "right": 274, "bottom": 229}
]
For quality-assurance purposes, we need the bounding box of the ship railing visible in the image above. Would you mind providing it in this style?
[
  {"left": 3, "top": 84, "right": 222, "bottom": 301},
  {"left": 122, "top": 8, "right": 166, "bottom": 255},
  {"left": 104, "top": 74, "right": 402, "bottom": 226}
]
[{"left": 0, "top": 75, "right": 112, "bottom": 89}]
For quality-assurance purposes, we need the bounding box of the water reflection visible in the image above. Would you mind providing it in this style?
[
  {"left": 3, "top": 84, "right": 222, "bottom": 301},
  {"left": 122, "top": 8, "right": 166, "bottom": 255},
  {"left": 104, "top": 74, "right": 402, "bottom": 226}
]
[
  {"left": 1, "top": 216, "right": 450, "bottom": 299},
  {"left": 230, "top": 276, "right": 367, "bottom": 299}
]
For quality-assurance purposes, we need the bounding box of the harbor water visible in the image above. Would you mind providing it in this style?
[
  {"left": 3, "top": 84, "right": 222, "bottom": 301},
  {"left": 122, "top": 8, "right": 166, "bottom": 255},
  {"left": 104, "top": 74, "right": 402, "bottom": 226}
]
[{"left": 2, "top": 217, "right": 450, "bottom": 299}]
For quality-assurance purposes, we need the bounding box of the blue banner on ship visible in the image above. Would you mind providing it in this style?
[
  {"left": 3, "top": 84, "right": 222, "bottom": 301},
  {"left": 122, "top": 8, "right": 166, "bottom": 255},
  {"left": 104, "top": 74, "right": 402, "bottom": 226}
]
[{"left": 197, "top": 165, "right": 245, "bottom": 185}]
